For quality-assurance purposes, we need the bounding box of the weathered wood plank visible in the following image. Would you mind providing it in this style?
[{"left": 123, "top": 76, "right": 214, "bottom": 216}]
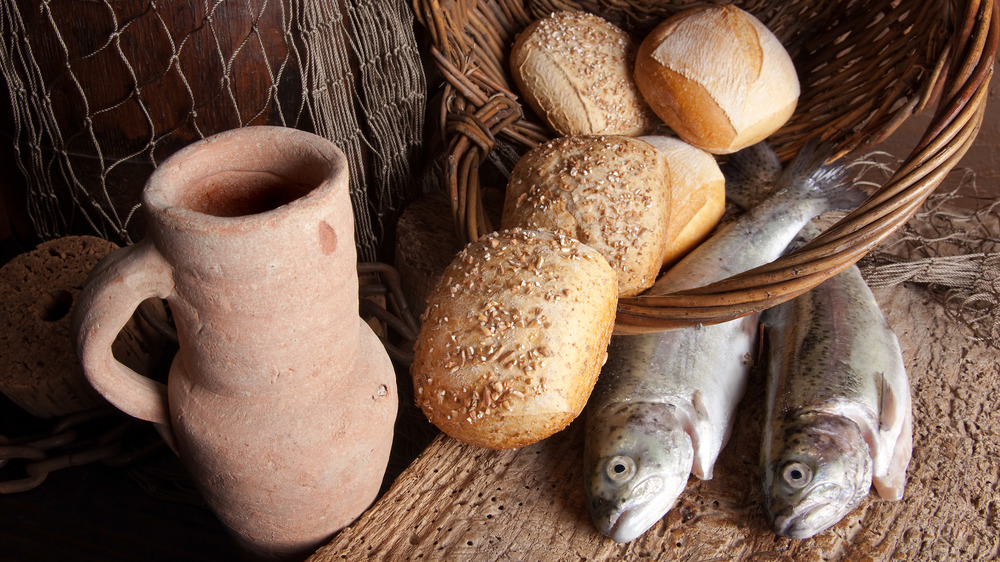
[{"left": 309, "top": 282, "right": 1000, "bottom": 561}]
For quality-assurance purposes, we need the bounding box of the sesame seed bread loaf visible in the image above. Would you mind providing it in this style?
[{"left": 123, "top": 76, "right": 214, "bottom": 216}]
[
  {"left": 411, "top": 228, "right": 617, "bottom": 449},
  {"left": 640, "top": 135, "right": 726, "bottom": 267},
  {"left": 500, "top": 135, "right": 671, "bottom": 297},
  {"left": 510, "top": 11, "right": 658, "bottom": 136},
  {"left": 634, "top": 5, "right": 799, "bottom": 154}
]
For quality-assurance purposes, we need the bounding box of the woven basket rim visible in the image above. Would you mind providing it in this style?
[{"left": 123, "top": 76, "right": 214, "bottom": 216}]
[{"left": 414, "top": 0, "right": 999, "bottom": 330}]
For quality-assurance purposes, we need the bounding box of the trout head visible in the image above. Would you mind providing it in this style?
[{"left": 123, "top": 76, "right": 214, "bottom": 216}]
[
  {"left": 762, "top": 412, "right": 873, "bottom": 539},
  {"left": 584, "top": 402, "right": 694, "bottom": 543}
]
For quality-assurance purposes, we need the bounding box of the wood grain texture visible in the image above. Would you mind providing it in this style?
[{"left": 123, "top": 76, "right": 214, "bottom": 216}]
[{"left": 310, "top": 282, "right": 1000, "bottom": 561}]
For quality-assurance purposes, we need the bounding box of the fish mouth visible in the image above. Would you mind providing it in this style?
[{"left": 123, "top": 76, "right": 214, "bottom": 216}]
[
  {"left": 770, "top": 485, "right": 855, "bottom": 539},
  {"left": 591, "top": 476, "right": 678, "bottom": 543},
  {"left": 607, "top": 504, "right": 668, "bottom": 543},
  {"left": 773, "top": 510, "right": 834, "bottom": 540}
]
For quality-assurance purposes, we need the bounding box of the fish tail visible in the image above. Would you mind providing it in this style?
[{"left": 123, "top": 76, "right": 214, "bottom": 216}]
[
  {"left": 780, "top": 142, "right": 871, "bottom": 252},
  {"left": 779, "top": 140, "right": 867, "bottom": 213},
  {"left": 723, "top": 140, "right": 865, "bottom": 212}
]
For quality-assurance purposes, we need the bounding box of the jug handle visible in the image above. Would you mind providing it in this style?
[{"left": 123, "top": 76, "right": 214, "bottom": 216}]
[{"left": 73, "top": 238, "right": 176, "bottom": 447}]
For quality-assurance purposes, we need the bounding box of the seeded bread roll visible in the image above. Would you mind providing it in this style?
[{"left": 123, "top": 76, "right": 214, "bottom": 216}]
[
  {"left": 640, "top": 135, "right": 726, "bottom": 267},
  {"left": 501, "top": 135, "right": 670, "bottom": 297},
  {"left": 411, "top": 228, "right": 617, "bottom": 450},
  {"left": 510, "top": 11, "right": 658, "bottom": 136},
  {"left": 634, "top": 5, "right": 799, "bottom": 154}
]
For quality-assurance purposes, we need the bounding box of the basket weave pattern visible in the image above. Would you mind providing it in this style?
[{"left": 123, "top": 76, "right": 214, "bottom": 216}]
[{"left": 413, "top": 0, "right": 998, "bottom": 329}]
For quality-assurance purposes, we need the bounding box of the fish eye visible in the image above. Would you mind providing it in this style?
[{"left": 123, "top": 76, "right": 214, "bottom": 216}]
[
  {"left": 781, "top": 461, "right": 813, "bottom": 489},
  {"left": 606, "top": 455, "right": 637, "bottom": 483}
]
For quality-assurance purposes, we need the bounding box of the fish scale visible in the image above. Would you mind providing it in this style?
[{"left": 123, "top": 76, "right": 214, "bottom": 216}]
[{"left": 583, "top": 141, "right": 868, "bottom": 543}]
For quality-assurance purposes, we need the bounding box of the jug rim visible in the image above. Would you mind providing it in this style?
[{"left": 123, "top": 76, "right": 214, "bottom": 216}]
[{"left": 142, "top": 126, "right": 349, "bottom": 233}]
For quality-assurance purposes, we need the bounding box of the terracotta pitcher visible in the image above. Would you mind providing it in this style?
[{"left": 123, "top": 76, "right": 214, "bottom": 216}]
[{"left": 72, "top": 126, "right": 398, "bottom": 559}]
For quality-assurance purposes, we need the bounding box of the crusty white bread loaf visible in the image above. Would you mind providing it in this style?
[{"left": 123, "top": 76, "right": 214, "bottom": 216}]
[
  {"left": 640, "top": 135, "right": 726, "bottom": 267},
  {"left": 634, "top": 5, "right": 799, "bottom": 154},
  {"left": 500, "top": 135, "right": 671, "bottom": 297},
  {"left": 510, "top": 11, "right": 658, "bottom": 136},
  {"left": 411, "top": 228, "right": 617, "bottom": 449}
]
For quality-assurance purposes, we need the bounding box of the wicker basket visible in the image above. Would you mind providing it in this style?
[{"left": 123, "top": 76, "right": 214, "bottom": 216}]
[{"left": 413, "top": 0, "right": 997, "bottom": 330}]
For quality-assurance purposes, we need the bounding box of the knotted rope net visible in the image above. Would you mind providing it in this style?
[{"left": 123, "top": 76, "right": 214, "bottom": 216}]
[
  {"left": 855, "top": 154, "right": 1000, "bottom": 348},
  {"left": 0, "top": 0, "right": 427, "bottom": 261}
]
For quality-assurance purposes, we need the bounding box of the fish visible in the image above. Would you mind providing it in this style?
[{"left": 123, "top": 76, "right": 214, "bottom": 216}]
[
  {"left": 760, "top": 240, "right": 912, "bottom": 540},
  {"left": 584, "top": 141, "right": 867, "bottom": 543}
]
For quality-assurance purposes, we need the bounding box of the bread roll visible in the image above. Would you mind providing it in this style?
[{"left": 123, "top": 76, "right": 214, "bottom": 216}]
[
  {"left": 640, "top": 135, "right": 726, "bottom": 266},
  {"left": 411, "top": 228, "right": 617, "bottom": 449},
  {"left": 634, "top": 5, "right": 799, "bottom": 154},
  {"left": 501, "top": 135, "right": 670, "bottom": 297},
  {"left": 510, "top": 11, "right": 658, "bottom": 136}
]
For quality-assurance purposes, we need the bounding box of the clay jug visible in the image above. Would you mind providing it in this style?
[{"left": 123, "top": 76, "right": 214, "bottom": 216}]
[{"left": 72, "top": 126, "right": 398, "bottom": 559}]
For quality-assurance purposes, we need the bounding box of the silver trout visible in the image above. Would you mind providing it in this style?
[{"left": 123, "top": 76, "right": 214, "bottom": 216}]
[
  {"left": 584, "top": 142, "right": 866, "bottom": 543},
  {"left": 760, "top": 253, "right": 912, "bottom": 539}
]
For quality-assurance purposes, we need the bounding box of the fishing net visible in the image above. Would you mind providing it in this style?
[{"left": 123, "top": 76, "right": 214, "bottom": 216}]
[
  {"left": 855, "top": 154, "right": 1000, "bottom": 349},
  {"left": 0, "top": 0, "right": 427, "bottom": 261}
]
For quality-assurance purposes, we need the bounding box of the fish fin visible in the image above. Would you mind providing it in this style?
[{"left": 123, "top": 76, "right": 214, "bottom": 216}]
[
  {"left": 687, "top": 390, "right": 720, "bottom": 480},
  {"left": 877, "top": 372, "right": 897, "bottom": 437},
  {"left": 873, "top": 363, "right": 911, "bottom": 473},
  {"left": 873, "top": 398, "right": 913, "bottom": 500},
  {"left": 878, "top": 372, "right": 890, "bottom": 425},
  {"left": 722, "top": 142, "right": 783, "bottom": 210},
  {"left": 691, "top": 449, "right": 713, "bottom": 480}
]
